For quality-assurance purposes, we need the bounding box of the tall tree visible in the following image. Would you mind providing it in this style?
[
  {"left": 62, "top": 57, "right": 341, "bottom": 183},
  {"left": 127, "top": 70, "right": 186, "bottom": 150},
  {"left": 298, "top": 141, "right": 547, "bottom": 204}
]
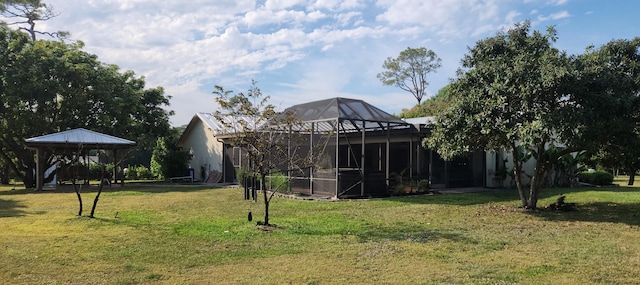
[
  {"left": 426, "top": 22, "right": 581, "bottom": 209},
  {"left": 579, "top": 38, "right": 640, "bottom": 185},
  {"left": 0, "top": 25, "right": 173, "bottom": 187},
  {"left": 428, "top": 22, "right": 640, "bottom": 209},
  {"left": 0, "top": 0, "right": 67, "bottom": 40},
  {"left": 378, "top": 47, "right": 441, "bottom": 104}
]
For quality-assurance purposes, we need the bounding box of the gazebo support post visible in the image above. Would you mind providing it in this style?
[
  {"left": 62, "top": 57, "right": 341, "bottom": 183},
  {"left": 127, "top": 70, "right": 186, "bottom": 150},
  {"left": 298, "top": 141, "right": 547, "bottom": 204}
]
[{"left": 35, "top": 147, "right": 44, "bottom": 191}]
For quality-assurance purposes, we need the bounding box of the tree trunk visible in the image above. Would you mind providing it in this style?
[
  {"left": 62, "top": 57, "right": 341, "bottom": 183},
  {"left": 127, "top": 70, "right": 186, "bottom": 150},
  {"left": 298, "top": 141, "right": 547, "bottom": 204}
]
[
  {"left": 527, "top": 144, "right": 549, "bottom": 210},
  {"left": 261, "top": 173, "right": 269, "bottom": 225},
  {"left": 73, "top": 180, "right": 82, "bottom": 216},
  {"left": 528, "top": 166, "right": 545, "bottom": 210},
  {"left": 89, "top": 182, "right": 103, "bottom": 218},
  {"left": 628, "top": 170, "right": 636, "bottom": 186},
  {"left": 0, "top": 162, "right": 9, "bottom": 185},
  {"left": 511, "top": 145, "right": 528, "bottom": 208}
]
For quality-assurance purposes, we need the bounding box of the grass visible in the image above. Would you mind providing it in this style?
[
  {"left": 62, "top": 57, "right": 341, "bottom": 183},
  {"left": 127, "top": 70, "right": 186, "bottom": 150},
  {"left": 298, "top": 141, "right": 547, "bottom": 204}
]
[{"left": 0, "top": 179, "right": 639, "bottom": 284}]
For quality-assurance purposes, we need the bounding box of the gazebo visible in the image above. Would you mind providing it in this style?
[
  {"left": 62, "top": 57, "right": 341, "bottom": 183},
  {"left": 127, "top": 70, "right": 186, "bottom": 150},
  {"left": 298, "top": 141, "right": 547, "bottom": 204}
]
[{"left": 24, "top": 128, "right": 136, "bottom": 190}]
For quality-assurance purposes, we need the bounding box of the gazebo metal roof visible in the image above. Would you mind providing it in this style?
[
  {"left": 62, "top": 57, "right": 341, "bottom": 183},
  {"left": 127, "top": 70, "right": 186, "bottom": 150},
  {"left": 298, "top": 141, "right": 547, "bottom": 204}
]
[{"left": 25, "top": 128, "right": 136, "bottom": 150}]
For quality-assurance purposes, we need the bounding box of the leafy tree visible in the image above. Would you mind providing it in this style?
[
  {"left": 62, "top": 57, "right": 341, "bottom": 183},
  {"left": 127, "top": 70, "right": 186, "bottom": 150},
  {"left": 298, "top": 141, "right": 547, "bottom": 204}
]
[
  {"left": 425, "top": 22, "right": 639, "bottom": 209},
  {"left": 150, "top": 129, "right": 192, "bottom": 180},
  {"left": 398, "top": 84, "right": 453, "bottom": 118},
  {"left": 0, "top": 25, "right": 173, "bottom": 187},
  {"left": 213, "top": 81, "right": 312, "bottom": 226},
  {"left": 0, "top": 0, "right": 67, "bottom": 40},
  {"left": 378, "top": 47, "right": 442, "bottom": 104},
  {"left": 590, "top": 140, "right": 640, "bottom": 185},
  {"left": 577, "top": 38, "right": 640, "bottom": 186}
]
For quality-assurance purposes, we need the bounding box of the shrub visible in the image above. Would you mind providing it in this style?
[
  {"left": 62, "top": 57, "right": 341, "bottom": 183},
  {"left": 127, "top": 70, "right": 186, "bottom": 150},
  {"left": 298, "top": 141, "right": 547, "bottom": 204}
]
[
  {"left": 578, "top": 171, "right": 613, "bottom": 185},
  {"left": 265, "top": 173, "right": 290, "bottom": 193},
  {"left": 235, "top": 167, "right": 251, "bottom": 186},
  {"left": 125, "top": 165, "right": 155, "bottom": 180},
  {"left": 125, "top": 166, "right": 138, "bottom": 180},
  {"left": 136, "top": 165, "right": 154, "bottom": 180}
]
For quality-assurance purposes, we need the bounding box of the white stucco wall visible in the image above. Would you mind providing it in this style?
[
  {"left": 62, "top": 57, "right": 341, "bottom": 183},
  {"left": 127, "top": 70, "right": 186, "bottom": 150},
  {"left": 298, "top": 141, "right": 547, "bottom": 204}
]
[
  {"left": 180, "top": 119, "right": 224, "bottom": 182},
  {"left": 485, "top": 148, "right": 556, "bottom": 188}
]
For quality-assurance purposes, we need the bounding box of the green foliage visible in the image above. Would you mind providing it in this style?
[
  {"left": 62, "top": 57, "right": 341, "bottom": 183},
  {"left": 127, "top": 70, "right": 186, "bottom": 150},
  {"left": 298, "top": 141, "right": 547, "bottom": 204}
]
[
  {"left": 398, "top": 84, "right": 453, "bottom": 118},
  {"left": 125, "top": 165, "right": 154, "bottom": 180},
  {"left": 265, "top": 173, "right": 289, "bottom": 193},
  {"left": 0, "top": 0, "right": 68, "bottom": 41},
  {"left": 417, "top": 179, "right": 430, "bottom": 191},
  {"left": 378, "top": 47, "right": 442, "bottom": 104},
  {"left": 235, "top": 167, "right": 250, "bottom": 186},
  {"left": 0, "top": 24, "right": 173, "bottom": 186},
  {"left": 577, "top": 171, "right": 614, "bottom": 185},
  {"left": 425, "top": 21, "right": 640, "bottom": 209},
  {"left": 150, "top": 131, "right": 192, "bottom": 180},
  {"left": 135, "top": 165, "right": 154, "bottom": 180},
  {"left": 87, "top": 162, "right": 113, "bottom": 180}
]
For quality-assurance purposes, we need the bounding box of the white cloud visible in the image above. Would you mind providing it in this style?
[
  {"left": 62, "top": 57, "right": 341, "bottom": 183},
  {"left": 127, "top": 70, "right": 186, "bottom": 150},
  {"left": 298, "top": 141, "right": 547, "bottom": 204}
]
[
  {"left": 18, "top": 0, "right": 623, "bottom": 126},
  {"left": 537, "top": 11, "right": 571, "bottom": 21},
  {"left": 375, "top": 0, "right": 505, "bottom": 39},
  {"left": 264, "top": 0, "right": 306, "bottom": 10}
]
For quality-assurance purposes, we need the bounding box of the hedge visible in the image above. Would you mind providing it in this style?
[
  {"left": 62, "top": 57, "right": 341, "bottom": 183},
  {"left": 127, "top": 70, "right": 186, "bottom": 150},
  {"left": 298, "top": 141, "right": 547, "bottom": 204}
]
[{"left": 577, "top": 171, "right": 614, "bottom": 185}]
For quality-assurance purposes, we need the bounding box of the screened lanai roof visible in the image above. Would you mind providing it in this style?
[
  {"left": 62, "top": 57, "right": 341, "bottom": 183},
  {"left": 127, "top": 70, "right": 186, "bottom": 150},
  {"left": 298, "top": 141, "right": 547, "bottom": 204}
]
[
  {"left": 194, "top": 97, "right": 412, "bottom": 137},
  {"left": 283, "top": 97, "right": 411, "bottom": 133},
  {"left": 284, "top": 97, "right": 405, "bottom": 123}
]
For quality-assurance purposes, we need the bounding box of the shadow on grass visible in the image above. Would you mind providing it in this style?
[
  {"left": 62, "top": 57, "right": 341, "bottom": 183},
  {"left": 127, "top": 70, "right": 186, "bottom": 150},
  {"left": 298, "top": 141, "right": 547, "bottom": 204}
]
[
  {"left": 387, "top": 189, "right": 519, "bottom": 206},
  {"left": 388, "top": 185, "right": 640, "bottom": 206},
  {"left": 0, "top": 198, "right": 27, "bottom": 217},
  {"left": 0, "top": 183, "right": 219, "bottom": 196},
  {"left": 531, "top": 201, "right": 640, "bottom": 227}
]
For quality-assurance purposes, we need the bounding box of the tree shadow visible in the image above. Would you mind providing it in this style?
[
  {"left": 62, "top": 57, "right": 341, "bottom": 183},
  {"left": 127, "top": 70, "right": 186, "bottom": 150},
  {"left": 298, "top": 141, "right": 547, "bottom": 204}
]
[
  {"left": 0, "top": 198, "right": 27, "bottom": 217},
  {"left": 530, "top": 201, "right": 640, "bottom": 227},
  {"left": 385, "top": 185, "right": 640, "bottom": 206},
  {"left": 0, "top": 183, "right": 220, "bottom": 196},
  {"left": 386, "top": 189, "right": 520, "bottom": 206}
]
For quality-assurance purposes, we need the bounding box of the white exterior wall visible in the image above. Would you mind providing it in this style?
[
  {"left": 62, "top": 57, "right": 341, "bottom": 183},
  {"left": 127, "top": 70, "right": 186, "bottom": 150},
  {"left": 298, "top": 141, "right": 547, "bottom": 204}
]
[
  {"left": 181, "top": 119, "right": 224, "bottom": 182},
  {"left": 485, "top": 149, "right": 541, "bottom": 188}
]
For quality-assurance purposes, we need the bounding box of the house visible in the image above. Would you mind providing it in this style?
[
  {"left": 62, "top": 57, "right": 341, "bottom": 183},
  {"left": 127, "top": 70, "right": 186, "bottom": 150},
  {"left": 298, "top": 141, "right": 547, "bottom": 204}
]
[
  {"left": 176, "top": 113, "right": 232, "bottom": 183},
  {"left": 178, "top": 97, "right": 551, "bottom": 197}
]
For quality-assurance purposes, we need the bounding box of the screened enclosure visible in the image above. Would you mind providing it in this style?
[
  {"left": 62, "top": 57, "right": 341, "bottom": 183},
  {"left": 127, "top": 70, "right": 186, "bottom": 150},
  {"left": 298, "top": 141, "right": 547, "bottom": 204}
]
[{"left": 219, "top": 97, "right": 441, "bottom": 198}]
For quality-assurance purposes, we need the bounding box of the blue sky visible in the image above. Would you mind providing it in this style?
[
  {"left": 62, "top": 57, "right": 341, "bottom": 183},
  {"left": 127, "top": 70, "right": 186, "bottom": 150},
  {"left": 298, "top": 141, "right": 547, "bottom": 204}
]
[{"left": 28, "top": 0, "right": 640, "bottom": 126}]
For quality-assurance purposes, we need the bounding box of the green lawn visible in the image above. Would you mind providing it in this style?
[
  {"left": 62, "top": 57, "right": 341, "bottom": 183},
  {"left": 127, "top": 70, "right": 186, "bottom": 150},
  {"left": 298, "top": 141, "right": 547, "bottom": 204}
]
[{"left": 1, "top": 181, "right": 639, "bottom": 284}]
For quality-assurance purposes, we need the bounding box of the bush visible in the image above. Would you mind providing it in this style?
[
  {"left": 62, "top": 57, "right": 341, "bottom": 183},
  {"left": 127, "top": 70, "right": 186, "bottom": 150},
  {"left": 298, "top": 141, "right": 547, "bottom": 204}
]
[
  {"left": 265, "top": 173, "right": 290, "bottom": 193},
  {"left": 236, "top": 168, "right": 251, "bottom": 186},
  {"left": 125, "top": 165, "right": 155, "bottom": 180},
  {"left": 136, "top": 165, "right": 154, "bottom": 180},
  {"left": 578, "top": 171, "right": 614, "bottom": 185}
]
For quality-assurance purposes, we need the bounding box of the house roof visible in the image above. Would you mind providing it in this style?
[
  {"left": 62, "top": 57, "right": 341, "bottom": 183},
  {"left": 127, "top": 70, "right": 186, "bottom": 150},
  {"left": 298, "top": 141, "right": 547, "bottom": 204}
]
[
  {"left": 177, "top": 112, "right": 256, "bottom": 146},
  {"left": 24, "top": 128, "right": 136, "bottom": 149},
  {"left": 178, "top": 98, "right": 413, "bottom": 143}
]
